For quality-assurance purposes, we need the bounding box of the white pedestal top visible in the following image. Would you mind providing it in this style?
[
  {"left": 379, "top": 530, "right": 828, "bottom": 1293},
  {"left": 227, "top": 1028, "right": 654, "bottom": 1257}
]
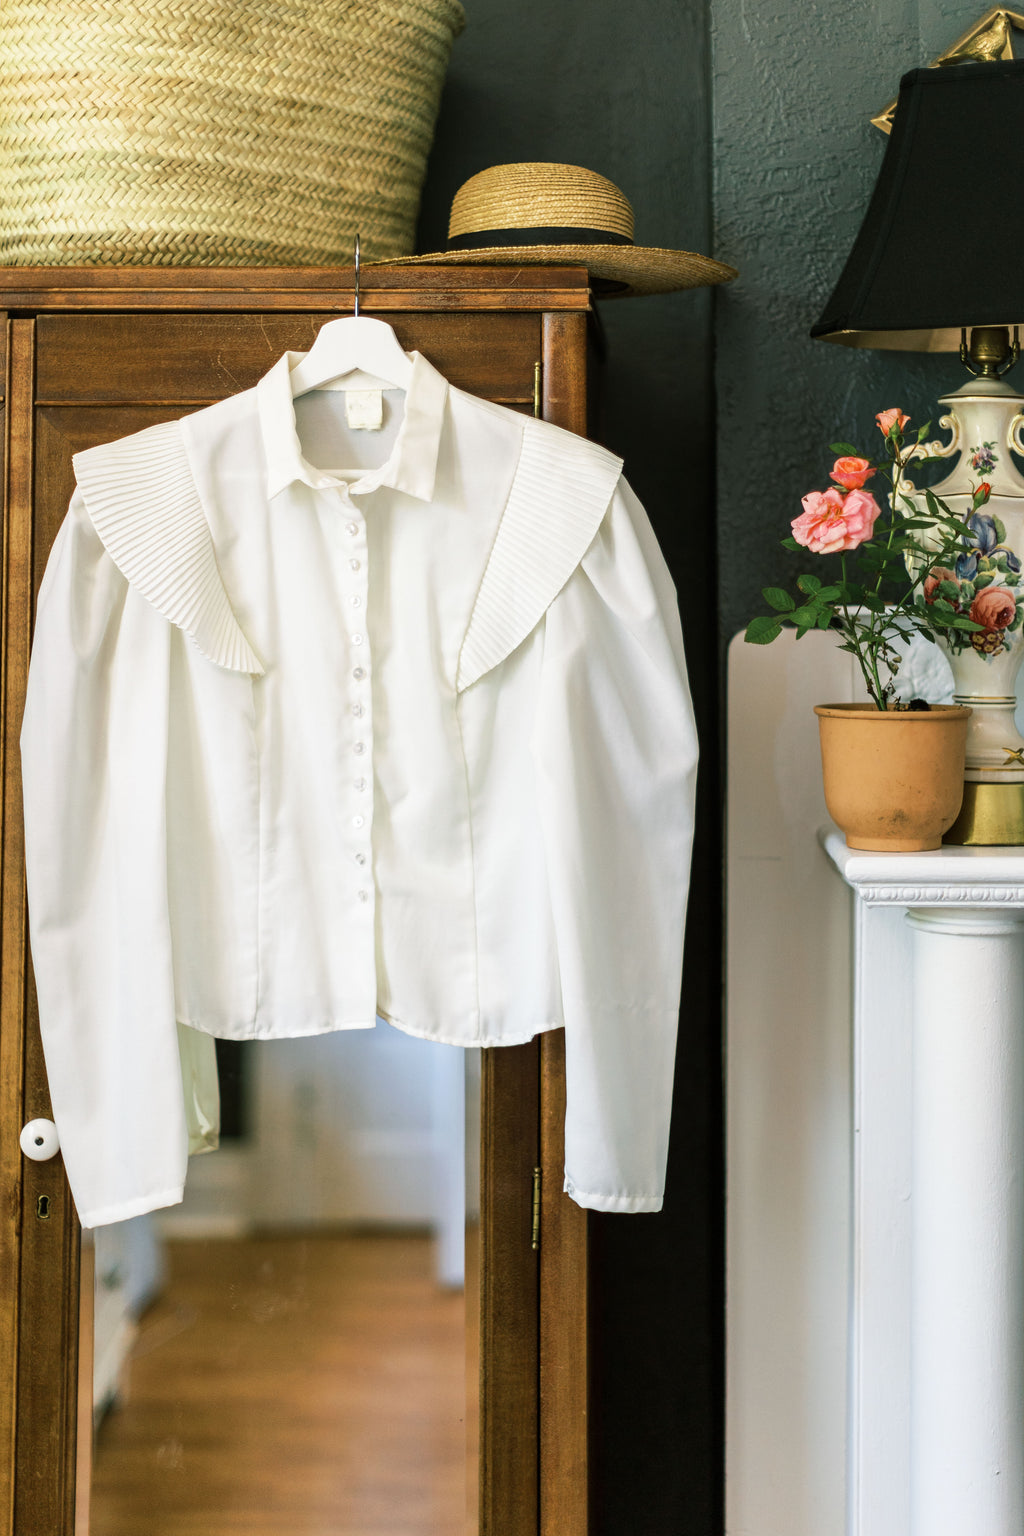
[{"left": 820, "top": 826, "right": 1024, "bottom": 906}]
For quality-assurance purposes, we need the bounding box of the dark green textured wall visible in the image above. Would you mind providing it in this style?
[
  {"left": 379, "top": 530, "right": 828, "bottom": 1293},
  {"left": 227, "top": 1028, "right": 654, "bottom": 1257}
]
[
  {"left": 416, "top": 5, "right": 723, "bottom": 1533},
  {"left": 712, "top": 0, "right": 988, "bottom": 644}
]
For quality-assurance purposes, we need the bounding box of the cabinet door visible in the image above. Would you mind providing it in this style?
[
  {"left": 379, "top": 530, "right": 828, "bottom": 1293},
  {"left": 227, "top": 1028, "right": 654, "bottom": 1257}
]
[{"left": 1, "top": 303, "right": 589, "bottom": 1536}]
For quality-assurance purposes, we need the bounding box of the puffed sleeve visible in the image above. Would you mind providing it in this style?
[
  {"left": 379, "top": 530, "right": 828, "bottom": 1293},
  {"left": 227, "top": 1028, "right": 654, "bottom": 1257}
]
[
  {"left": 532, "top": 476, "right": 697, "bottom": 1212},
  {"left": 20, "top": 490, "right": 190, "bottom": 1227}
]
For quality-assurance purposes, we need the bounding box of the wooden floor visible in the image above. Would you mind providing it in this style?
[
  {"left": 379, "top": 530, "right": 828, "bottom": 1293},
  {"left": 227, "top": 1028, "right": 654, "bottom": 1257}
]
[{"left": 85, "top": 1232, "right": 470, "bottom": 1536}]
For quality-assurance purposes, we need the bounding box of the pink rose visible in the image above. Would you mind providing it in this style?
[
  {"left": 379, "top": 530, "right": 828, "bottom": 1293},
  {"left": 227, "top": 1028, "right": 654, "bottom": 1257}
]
[
  {"left": 970, "top": 585, "right": 1018, "bottom": 632},
  {"left": 876, "top": 408, "right": 910, "bottom": 437},
  {"left": 924, "top": 567, "right": 957, "bottom": 605},
  {"left": 791, "top": 486, "right": 881, "bottom": 554},
  {"left": 830, "top": 455, "right": 874, "bottom": 490}
]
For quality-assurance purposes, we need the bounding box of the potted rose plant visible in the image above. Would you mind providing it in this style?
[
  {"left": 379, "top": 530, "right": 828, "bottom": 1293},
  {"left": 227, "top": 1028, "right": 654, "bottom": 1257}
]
[{"left": 745, "top": 408, "right": 983, "bottom": 850}]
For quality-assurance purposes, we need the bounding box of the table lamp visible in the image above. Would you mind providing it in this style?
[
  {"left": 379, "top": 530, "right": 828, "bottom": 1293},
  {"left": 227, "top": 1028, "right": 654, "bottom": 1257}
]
[{"left": 812, "top": 56, "right": 1024, "bottom": 844}]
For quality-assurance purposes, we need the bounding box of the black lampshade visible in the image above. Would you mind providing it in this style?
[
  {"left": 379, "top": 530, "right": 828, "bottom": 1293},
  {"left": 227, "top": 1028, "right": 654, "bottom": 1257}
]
[{"left": 812, "top": 58, "right": 1024, "bottom": 351}]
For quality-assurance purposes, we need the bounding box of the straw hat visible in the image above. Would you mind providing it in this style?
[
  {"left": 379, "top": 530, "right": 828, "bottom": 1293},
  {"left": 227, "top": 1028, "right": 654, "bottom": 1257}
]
[{"left": 370, "top": 162, "right": 738, "bottom": 296}]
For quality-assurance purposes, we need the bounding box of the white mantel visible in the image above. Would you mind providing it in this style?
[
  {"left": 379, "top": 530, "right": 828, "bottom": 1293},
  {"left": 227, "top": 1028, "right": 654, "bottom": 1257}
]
[
  {"left": 727, "top": 630, "right": 1024, "bottom": 1536},
  {"left": 823, "top": 830, "right": 1024, "bottom": 1536},
  {"left": 822, "top": 831, "right": 1024, "bottom": 907}
]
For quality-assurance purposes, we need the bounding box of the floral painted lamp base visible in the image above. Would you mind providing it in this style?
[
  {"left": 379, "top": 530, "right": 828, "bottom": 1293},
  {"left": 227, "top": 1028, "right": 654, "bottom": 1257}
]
[{"left": 911, "top": 374, "right": 1024, "bottom": 844}]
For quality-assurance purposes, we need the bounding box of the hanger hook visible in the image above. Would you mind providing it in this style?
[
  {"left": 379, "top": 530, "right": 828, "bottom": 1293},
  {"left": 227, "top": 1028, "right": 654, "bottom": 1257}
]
[{"left": 354, "top": 232, "right": 361, "bottom": 319}]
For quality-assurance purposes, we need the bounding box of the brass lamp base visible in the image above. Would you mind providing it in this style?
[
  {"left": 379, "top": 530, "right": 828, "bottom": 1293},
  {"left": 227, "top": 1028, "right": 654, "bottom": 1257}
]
[{"left": 943, "top": 781, "right": 1024, "bottom": 846}]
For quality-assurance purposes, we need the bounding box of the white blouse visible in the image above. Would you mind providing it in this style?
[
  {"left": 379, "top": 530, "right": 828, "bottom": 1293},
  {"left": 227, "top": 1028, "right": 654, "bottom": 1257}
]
[{"left": 20, "top": 348, "right": 698, "bottom": 1228}]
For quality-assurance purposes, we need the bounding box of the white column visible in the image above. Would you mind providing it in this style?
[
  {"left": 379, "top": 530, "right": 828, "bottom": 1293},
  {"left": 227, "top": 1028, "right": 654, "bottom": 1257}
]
[{"left": 906, "top": 906, "right": 1024, "bottom": 1536}]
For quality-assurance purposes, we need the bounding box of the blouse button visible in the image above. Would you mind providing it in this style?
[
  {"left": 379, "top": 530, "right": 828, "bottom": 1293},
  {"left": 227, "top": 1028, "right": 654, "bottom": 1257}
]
[
  {"left": 352, "top": 703, "right": 365, "bottom": 717},
  {"left": 352, "top": 666, "right": 366, "bottom": 681},
  {"left": 346, "top": 521, "right": 359, "bottom": 536},
  {"left": 351, "top": 596, "right": 362, "bottom": 607},
  {"left": 353, "top": 742, "right": 365, "bottom": 755},
  {"left": 354, "top": 777, "right": 367, "bottom": 791},
  {"left": 352, "top": 814, "right": 365, "bottom": 829},
  {"left": 357, "top": 890, "right": 370, "bottom": 903},
  {"left": 350, "top": 559, "right": 361, "bottom": 571},
  {"left": 354, "top": 852, "right": 367, "bottom": 865},
  {"left": 351, "top": 633, "right": 364, "bottom": 646}
]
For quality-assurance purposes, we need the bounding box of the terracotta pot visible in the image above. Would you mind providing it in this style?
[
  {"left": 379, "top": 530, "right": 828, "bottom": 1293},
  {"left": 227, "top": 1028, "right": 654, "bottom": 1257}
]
[{"left": 814, "top": 703, "right": 971, "bottom": 852}]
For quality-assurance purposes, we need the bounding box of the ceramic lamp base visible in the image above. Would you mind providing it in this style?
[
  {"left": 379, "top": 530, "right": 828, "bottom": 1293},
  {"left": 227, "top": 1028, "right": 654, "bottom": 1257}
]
[{"left": 943, "top": 781, "right": 1024, "bottom": 845}]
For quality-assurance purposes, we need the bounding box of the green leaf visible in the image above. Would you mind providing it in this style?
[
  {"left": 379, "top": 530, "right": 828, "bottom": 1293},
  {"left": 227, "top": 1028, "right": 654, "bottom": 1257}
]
[
  {"left": 816, "top": 609, "right": 832, "bottom": 630},
  {"left": 797, "top": 573, "right": 821, "bottom": 594},
  {"left": 860, "top": 592, "right": 887, "bottom": 613},
  {"left": 937, "top": 581, "right": 960, "bottom": 601},
  {"left": 917, "top": 421, "right": 932, "bottom": 442},
  {"left": 780, "top": 536, "right": 801, "bottom": 552},
  {"left": 924, "top": 489, "right": 948, "bottom": 522},
  {"left": 921, "top": 494, "right": 964, "bottom": 525},
  {"left": 744, "top": 616, "right": 783, "bottom": 645},
  {"left": 949, "top": 616, "right": 984, "bottom": 631},
  {"left": 815, "top": 585, "right": 842, "bottom": 601},
  {"left": 829, "top": 441, "right": 858, "bottom": 455},
  {"left": 762, "top": 586, "right": 795, "bottom": 612},
  {"left": 993, "top": 515, "right": 1007, "bottom": 544},
  {"left": 975, "top": 572, "right": 994, "bottom": 589}
]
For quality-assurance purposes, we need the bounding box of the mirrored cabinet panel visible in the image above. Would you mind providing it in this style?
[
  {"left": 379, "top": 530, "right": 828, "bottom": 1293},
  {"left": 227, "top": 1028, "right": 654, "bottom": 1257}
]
[{"left": 76, "top": 1039, "right": 481, "bottom": 1536}]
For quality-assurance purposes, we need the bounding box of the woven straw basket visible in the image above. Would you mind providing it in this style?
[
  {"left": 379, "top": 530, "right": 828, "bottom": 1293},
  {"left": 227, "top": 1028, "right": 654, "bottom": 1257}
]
[{"left": 0, "top": 0, "right": 465, "bottom": 266}]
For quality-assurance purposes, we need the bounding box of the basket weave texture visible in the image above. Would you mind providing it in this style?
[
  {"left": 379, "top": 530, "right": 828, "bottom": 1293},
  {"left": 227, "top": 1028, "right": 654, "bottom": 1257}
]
[{"left": 0, "top": 0, "right": 465, "bottom": 266}]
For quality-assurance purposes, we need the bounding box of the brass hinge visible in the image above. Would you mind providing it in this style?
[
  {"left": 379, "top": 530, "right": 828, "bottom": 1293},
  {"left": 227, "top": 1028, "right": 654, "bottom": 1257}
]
[
  {"left": 533, "top": 360, "right": 542, "bottom": 418},
  {"left": 531, "top": 1166, "right": 542, "bottom": 1250}
]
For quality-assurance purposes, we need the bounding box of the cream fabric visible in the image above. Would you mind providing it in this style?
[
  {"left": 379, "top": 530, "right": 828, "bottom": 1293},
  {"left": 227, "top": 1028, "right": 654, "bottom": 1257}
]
[{"left": 21, "top": 348, "right": 698, "bottom": 1228}]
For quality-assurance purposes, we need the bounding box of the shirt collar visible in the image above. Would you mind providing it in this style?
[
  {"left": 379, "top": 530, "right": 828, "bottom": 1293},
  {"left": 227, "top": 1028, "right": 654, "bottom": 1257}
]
[{"left": 256, "top": 346, "right": 448, "bottom": 503}]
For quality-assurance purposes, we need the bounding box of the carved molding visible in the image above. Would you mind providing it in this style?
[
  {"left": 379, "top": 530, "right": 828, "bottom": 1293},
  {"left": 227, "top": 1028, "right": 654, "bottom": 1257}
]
[{"left": 857, "top": 885, "right": 1024, "bottom": 906}]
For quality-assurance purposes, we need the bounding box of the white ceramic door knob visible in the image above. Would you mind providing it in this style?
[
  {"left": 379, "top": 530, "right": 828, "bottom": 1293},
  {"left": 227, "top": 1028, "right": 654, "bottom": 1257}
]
[{"left": 20, "top": 1118, "right": 60, "bottom": 1161}]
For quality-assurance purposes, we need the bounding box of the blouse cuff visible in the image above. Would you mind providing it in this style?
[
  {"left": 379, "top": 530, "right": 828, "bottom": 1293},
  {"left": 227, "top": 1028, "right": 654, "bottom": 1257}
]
[
  {"left": 563, "top": 1178, "right": 664, "bottom": 1215},
  {"left": 77, "top": 1183, "right": 186, "bottom": 1231}
]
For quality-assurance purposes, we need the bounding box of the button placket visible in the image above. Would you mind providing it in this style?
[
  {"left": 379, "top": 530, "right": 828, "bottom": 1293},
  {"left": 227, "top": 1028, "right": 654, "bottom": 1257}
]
[{"left": 336, "top": 490, "right": 375, "bottom": 912}]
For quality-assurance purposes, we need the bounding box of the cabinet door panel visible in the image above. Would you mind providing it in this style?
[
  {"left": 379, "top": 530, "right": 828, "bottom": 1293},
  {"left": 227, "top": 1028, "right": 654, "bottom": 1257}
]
[
  {"left": 6, "top": 292, "right": 589, "bottom": 1536},
  {"left": 3, "top": 319, "right": 80, "bottom": 1536}
]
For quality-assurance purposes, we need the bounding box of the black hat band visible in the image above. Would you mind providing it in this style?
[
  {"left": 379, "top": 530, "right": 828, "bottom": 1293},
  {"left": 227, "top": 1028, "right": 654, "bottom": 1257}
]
[{"left": 447, "top": 225, "right": 633, "bottom": 250}]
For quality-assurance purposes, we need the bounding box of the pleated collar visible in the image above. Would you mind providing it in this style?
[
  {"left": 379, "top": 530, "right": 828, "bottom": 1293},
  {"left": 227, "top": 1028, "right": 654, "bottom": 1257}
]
[{"left": 72, "top": 374, "right": 623, "bottom": 688}]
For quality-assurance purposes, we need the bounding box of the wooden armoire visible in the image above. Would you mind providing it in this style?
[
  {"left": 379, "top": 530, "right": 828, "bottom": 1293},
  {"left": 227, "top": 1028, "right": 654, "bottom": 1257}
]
[{"left": 0, "top": 264, "right": 600, "bottom": 1536}]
